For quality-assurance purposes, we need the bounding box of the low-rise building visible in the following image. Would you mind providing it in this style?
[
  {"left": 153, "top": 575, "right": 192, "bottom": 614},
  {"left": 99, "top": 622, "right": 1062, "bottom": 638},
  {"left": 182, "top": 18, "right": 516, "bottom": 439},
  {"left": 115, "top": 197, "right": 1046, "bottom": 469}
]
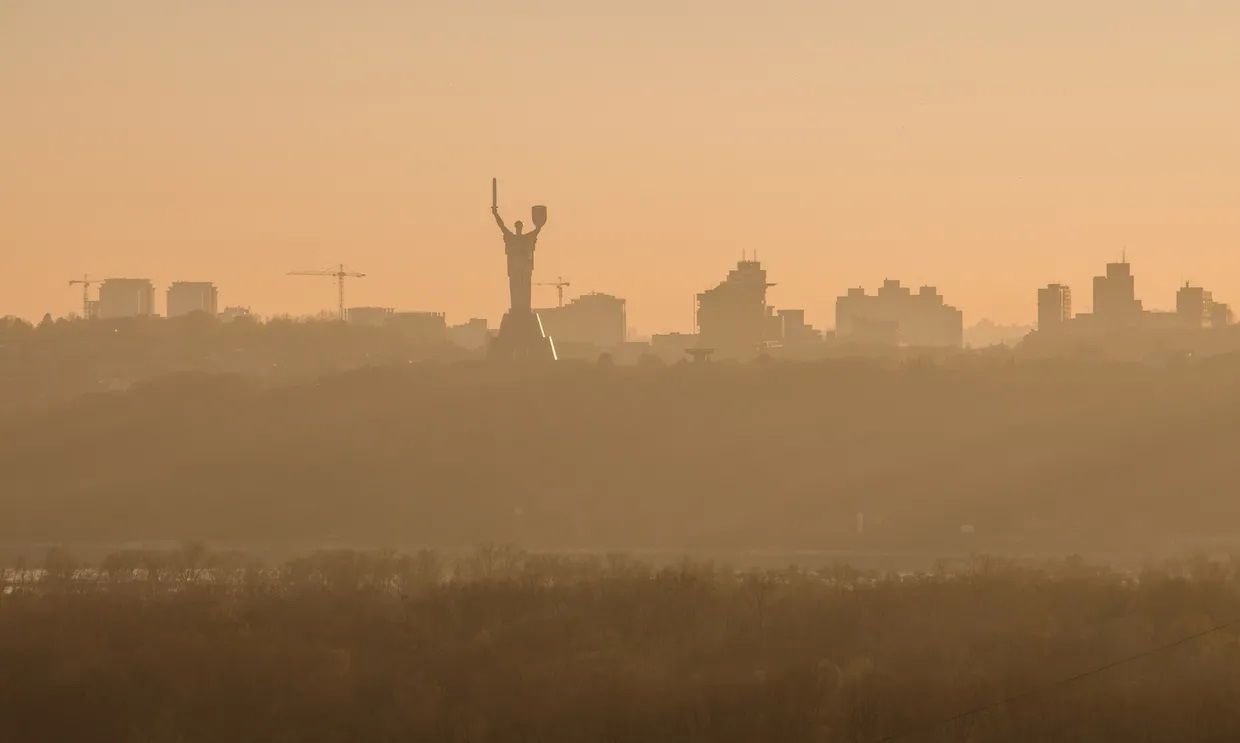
[
  {"left": 346, "top": 306, "right": 393, "bottom": 327},
  {"left": 777, "top": 309, "right": 822, "bottom": 346},
  {"left": 388, "top": 311, "right": 447, "bottom": 343},
  {"left": 219, "top": 306, "right": 253, "bottom": 322},
  {"left": 536, "top": 292, "right": 627, "bottom": 348},
  {"left": 448, "top": 318, "right": 490, "bottom": 351}
]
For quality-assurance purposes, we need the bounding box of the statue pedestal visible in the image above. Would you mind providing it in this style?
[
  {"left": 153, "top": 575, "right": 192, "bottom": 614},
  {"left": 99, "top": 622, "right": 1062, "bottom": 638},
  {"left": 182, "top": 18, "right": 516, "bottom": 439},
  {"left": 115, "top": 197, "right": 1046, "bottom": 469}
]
[{"left": 489, "top": 310, "right": 557, "bottom": 362}]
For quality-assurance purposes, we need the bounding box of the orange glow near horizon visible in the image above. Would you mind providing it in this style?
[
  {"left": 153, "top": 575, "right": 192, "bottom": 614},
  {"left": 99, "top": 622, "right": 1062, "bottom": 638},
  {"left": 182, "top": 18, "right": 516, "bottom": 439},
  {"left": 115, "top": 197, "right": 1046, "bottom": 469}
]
[{"left": 3, "top": 1, "right": 1239, "bottom": 334}]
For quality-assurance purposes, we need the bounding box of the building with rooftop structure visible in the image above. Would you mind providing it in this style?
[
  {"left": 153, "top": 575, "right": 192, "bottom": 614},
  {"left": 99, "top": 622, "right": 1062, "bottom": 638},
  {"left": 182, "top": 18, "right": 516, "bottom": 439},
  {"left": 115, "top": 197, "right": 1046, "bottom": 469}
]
[{"left": 836, "top": 279, "right": 963, "bottom": 347}]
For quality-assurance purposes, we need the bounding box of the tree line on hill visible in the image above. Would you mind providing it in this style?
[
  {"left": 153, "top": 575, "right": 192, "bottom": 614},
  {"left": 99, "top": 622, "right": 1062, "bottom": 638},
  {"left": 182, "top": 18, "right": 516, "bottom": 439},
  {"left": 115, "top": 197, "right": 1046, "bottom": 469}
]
[
  {"left": 4, "top": 354, "right": 1240, "bottom": 554},
  {"left": 0, "top": 313, "right": 471, "bottom": 412}
]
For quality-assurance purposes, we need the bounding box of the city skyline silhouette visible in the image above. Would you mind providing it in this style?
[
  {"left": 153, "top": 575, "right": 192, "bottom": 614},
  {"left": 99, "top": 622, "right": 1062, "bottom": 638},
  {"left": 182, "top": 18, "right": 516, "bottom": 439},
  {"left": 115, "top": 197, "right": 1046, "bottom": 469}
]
[
  {"left": 4, "top": 2, "right": 1240, "bottom": 331},
  {"left": 11, "top": 249, "right": 1231, "bottom": 350}
]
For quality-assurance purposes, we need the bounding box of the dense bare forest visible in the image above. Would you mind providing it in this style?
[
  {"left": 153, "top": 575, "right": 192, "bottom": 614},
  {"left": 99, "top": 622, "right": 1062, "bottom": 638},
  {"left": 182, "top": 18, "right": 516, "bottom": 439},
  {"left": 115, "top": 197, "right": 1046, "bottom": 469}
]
[
  {"left": 3, "top": 333, "right": 1240, "bottom": 555},
  {"left": 4, "top": 547, "right": 1240, "bottom": 742}
]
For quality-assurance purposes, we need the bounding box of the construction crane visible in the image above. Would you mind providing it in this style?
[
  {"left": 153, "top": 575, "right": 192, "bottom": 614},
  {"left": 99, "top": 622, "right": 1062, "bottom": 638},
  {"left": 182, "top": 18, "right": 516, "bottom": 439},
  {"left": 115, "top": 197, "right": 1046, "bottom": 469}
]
[
  {"left": 288, "top": 263, "right": 365, "bottom": 321},
  {"left": 535, "top": 276, "right": 571, "bottom": 307},
  {"left": 68, "top": 274, "right": 97, "bottom": 319}
]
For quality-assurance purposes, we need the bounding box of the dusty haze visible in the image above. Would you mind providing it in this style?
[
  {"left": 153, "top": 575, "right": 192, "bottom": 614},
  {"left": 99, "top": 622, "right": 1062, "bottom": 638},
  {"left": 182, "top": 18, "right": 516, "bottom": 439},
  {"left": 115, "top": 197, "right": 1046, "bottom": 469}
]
[
  {"left": 4, "top": 1, "right": 1239, "bottom": 331},
  {"left": 9, "top": 5, "right": 1240, "bottom": 741}
]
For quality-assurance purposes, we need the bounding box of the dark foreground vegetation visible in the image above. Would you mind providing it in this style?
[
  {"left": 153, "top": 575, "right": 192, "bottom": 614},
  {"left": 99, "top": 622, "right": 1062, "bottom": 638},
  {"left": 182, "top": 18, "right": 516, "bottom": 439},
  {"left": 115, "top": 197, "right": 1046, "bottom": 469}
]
[
  {"left": 4, "top": 352, "right": 1240, "bottom": 554},
  {"left": 4, "top": 547, "right": 1240, "bottom": 742}
]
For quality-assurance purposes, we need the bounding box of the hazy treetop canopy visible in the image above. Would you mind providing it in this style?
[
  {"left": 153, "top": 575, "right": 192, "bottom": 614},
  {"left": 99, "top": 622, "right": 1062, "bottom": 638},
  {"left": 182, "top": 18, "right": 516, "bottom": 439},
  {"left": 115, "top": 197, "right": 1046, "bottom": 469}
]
[{"left": 4, "top": 329, "right": 1240, "bottom": 553}]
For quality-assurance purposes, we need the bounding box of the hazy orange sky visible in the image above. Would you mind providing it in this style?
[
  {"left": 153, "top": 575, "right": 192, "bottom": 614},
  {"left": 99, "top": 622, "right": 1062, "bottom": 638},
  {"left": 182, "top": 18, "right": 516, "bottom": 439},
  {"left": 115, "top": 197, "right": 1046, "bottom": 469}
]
[{"left": 3, "top": 1, "right": 1238, "bottom": 333}]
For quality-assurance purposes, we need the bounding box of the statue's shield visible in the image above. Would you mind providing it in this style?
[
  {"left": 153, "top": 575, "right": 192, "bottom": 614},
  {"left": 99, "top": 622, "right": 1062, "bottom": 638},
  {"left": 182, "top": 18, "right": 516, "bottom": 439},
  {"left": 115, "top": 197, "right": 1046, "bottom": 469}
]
[{"left": 531, "top": 205, "right": 547, "bottom": 228}]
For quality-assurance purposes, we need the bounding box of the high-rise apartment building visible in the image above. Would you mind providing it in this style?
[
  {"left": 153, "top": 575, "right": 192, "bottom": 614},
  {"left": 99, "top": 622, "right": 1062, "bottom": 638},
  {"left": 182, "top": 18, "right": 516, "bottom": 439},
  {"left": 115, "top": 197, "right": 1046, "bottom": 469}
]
[
  {"left": 166, "top": 281, "right": 218, "bottom": 317},
  {"left": 836, "top": 280, "right": 963, "bottom": 347},
  {"left": 1092, "top": 261, "right": 1142, "bottom": 326},
  {"left": 1177, "top": 282, "right": 1232, "bottom": 329},
  {"left": 696, "top": 260, "right": 773, "bottom": 355},
  {"left": 1038, "top": 284, "right": 1072, "bottom": 332},
  {"left": 97, "top": 278, "right": 155, "bottom": 319}
]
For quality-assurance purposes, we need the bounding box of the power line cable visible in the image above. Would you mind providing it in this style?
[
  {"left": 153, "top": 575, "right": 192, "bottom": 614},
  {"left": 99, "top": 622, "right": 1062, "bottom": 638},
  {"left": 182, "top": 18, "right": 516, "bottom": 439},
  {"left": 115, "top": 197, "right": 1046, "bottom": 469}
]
[{"left": 872, "top": 615, "right": 1240, "bottom": 742}]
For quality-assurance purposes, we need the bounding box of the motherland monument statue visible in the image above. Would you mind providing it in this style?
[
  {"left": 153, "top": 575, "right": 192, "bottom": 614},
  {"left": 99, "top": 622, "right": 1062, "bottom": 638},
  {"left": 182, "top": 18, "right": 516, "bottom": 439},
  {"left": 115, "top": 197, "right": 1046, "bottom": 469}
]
[{"left": 488, "top": 177, "right": 557, "bottom": 361}]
